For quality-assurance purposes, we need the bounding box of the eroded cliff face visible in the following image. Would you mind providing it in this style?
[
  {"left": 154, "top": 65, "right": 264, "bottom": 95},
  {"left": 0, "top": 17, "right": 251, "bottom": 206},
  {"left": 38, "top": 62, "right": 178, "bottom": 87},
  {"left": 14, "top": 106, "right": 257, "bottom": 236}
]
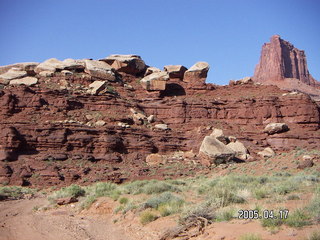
[
  {"left": 0, "top": 54, "right": 319, "bottom": 187},
  {"left": 253, "top": 35, "right": 319, "bottom": 87}
]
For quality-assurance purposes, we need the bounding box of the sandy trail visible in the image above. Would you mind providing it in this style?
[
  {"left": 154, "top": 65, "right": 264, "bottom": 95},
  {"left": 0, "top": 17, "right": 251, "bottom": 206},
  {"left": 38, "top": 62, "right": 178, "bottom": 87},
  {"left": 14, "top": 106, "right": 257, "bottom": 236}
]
[
  {"left": 0, "top": 198, "right": 132, "bottom": 240},
  {"left": 1, "top": 197, "right": 319, "bottom": 240}
]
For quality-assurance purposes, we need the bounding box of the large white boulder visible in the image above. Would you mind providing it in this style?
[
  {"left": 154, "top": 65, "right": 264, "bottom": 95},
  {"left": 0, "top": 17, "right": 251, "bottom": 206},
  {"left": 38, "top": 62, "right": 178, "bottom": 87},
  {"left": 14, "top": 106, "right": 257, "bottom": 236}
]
[
  {"left": 183, "top": 61, "right": 209, "bottom": 89},
  {"left": 0, "top": 62, "right": 38, "bottom": 75},
  {"left": 87, "top": 80, "right": 107, "bottom": 95},
  {"left": 164, "top": 65, "right": 187, "bottom": 79},
  {"left": 101, "top": 54, "right": 146, "bottom": 75},
  {"left": 264, "top": 123, "right": 289, "bottom": 135},
  {"left": 84, "top": 60, "right": 115, "bottom": 81},
  {"left": 9, "top": 77, "right": 38, "bottom": 86},
  {"left": 145, "top": 66, "right": 161, "bottom": 76},
  {"left": 187, "top": 62, "right": 210, "bottom": 72},
  {"left": 257, "top": 147, "right": 275, "bottom": 158},
  {"left": 199, "top": 136, "right": 235, "bottom": 165},
  {"left": 140, "top": 71, "right": 169, "bottom": 91},
  {"left": 227, "top": 141, "right": 249, "bottom": 160},
  {"left": 62, "top": 59, "right": 85, "bottom": 71},
  {"left": 0, "top": 68, "right": 28, "bottom": 83},
  {"left": 35, "top": 58, "right": 65, "bottom": 73},
  {"left": 154, "top": 124, "right": 169, "bottom": 130}
]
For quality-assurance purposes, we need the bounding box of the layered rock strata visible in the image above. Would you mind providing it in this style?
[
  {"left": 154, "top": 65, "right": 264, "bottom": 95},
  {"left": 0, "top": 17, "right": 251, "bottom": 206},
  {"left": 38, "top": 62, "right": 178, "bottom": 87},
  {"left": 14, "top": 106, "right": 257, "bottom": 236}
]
[{"left": 0, "top": 53, "right": 319, "bottom": 187}]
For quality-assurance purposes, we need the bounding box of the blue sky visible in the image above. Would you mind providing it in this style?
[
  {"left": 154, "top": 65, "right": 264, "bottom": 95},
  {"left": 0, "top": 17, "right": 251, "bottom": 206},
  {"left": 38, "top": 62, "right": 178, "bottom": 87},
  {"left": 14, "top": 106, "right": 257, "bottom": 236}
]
[{"left": 1, "top": 0, "right": 319, "bottom": 85}]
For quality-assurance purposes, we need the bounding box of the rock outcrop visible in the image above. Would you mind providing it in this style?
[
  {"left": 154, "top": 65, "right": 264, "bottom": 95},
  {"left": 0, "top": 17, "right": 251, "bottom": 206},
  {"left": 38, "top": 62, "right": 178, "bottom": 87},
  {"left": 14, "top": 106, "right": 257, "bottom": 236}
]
[
  {"left": 0, "top": 53, "right": 319, "bottom": 187},
  {"left": 253, "top": 35, "right": 318, "bottom": 87},
  {"left": 164, "top": 65, "right": 187, "bottom": 80},
  {"left": 183, "top": 62, "right": 209, "bottom": 89},
  {"left": 101, "top": 54, "right": 146, "bottom": 75}
]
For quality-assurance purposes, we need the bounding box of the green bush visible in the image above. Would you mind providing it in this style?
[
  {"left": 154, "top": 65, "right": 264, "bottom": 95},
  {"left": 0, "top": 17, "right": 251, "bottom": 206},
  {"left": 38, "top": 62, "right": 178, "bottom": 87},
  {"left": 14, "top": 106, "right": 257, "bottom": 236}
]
[
  {"left": 0, "top": 186, "right": 35, "bottom": 200},
  {"left": 306, "top": 231, "right": 320, "bottom": 240},
  {"left": 80, "top": 195, "right": 97, "bottom": 210},
  {"left": 122, "top": 202, "right": 138, "bottom": 214},
  {"left": 119, "top": 197, "right": 129, "bottom": 205},
  {"left": 272, "top": 181, "right": 297, "bottom": 195},
  {"left": 253, "top": 188, "right": 268, "bottom": 200},
  {"left": 143, "top": 181, "right": 181, "bottom": 194},
  {"left": 49, "top": 184, "right": 85, "bottom": 201},
  {"left": 89, "top": 182, "right": 117, "bottom": 197},
  {"left": 158, "top": 200, "right": 184, "bottom": 217},
  {"left": 285, "top": 209, "right": 310, "bottom": 228},
  {"left": 123, "top": 180, "right": 180, "bottom": 195},
  {"left": 307, "top": 193, "right": 320, "bottom": 223},
  {"left": 210, "top": 188, "right": 246, "bottom": 207},
  {"left": 287, "top": 194, "right": 300, "bottom": 200},
  {"left": 216, "top": 208, "right": 235, "bottom": 221},
  {"left": 140, "top": 210, "right": 158, "bottom": 225},
  {"left": 239, "top": 233, "right": 262, "bottom": 240},
  {"left": 180, "top": 201, "right": 216, "bottom": 225},
  {"left": 261, "top": 215, "right": 284, "bottom": 229},
  {"left": 143, "top": 192, "right": 183, "bottom": 209}
]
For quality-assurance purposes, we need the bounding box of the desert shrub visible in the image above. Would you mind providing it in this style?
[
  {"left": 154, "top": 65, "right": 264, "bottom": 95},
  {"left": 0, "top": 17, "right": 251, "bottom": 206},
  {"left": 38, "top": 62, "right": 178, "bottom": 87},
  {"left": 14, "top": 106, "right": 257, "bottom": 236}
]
[
  {"left": 239, "top": 233, "right": 262, "bottom": 240},
  {"left": 140, "top": 210, "right": 158, "bottom": 225},
  {"left": 179, "top": 201, "right": 216, "bottom": 225},
  {"left": 119, "top": 197, "right": 129, "bottom": 205},
  {"left": 158, "top": 200, "right": 185, "bottom": 217},
  {"left": 287, "top": 194, "right": 300, "bottom": 200},
  {"left": 236, "top": 188, "right": 252, "bottom": 201},
  {"left": 261, "top": 217, "right": 283, "bottom": 229},
  {"left": 143, "top": 181, "right": 181, "bottom": 194},
  {"left": 80, "top": 195, "right": 97, "bottom": 210},
  {"left": 306, "top": 231, "right": 320, "bottom": 240},
  {"left": 143, "top": 192, "right": 183, "bottom": 209},
  {"left": 123, "top": 180, "right": 180, "bottom": 195},
  {"left": 272, "top": 181, "right": 297, "bottom": 195},
  {"left": 49, "top": 184, "right": 85, "bottom": 201},
  {"left": 89, "top": 182, "right": 117, "bottom": 197},
  {"left": 260, "top": 213, "right": 284, "bottom": 229},
  {"left": 253, "top": 188, "right": 268, "bottom": 199},
  {"left": 122, "top": 180, "right": 149, "bottom": 194},
  {"left": 122, "top": 202, "right": 138, "bottom": 214},
  {"left": 285, "top": 208, "right": 311, "bottom": 228},
  {"left": 216, "top": 207, "right": 235, "bottom": 221},
  {"left": 166, "top": 179, "right": 188, "bottom": 186},
  {"left": 114, "top": 205, "right": 124, "bottom": 213},
  {"left": 306, "top": 193, "right": 320, "bottom": 223},
  {"left": 0, "top": 186, "right": 35, "bottom": 200},
  {"left": 209, "top": 187, "right": 246, "bottom": 207}
]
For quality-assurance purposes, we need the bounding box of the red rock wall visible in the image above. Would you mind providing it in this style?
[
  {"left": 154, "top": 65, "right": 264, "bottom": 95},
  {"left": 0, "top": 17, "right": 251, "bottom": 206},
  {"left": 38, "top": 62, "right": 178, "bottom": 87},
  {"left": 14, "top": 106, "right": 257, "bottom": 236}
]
[{"left": 0, "top": 75, "right": 319, "bottom": 187}]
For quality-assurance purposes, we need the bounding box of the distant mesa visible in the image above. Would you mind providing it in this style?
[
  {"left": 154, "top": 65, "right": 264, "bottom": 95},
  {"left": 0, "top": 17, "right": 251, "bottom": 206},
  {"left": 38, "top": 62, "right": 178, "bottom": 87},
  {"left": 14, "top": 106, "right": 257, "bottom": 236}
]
[{"left": 253, "top": 35, "right": 319, "bottom": 87}]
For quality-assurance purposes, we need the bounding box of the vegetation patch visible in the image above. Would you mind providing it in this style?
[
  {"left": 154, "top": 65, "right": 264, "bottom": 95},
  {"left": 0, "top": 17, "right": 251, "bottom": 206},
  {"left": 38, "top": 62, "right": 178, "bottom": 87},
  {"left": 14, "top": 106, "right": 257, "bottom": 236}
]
[
  {"left": 284, "top": 208, "right": 311, "bottom": 228},
  {"left": 239, "top": 233, "right": 262, "bottom": 240},
  {"left": 0, "top": 186, "right": 36, "bottom": 200},
  {"left": 49, "top": 184, "right": 85, "bottom": 202},
  {"left": 140, "top": 210, "right": 158, "bottom": 225}
]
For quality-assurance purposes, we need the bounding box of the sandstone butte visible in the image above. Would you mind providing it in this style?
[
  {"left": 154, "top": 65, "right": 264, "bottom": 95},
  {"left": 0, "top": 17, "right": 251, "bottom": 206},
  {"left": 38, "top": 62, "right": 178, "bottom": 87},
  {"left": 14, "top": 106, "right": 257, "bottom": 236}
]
[
  {"left": 253, "top": 34, "right": 320, "bottom": 101},
  {"left": 0, "top": 36, "right": 319, "bottom": 187}
]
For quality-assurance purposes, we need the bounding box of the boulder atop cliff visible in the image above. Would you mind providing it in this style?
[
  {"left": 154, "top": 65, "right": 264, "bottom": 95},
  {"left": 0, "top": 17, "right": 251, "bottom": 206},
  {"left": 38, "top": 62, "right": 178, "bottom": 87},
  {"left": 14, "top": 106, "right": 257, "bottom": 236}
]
[{"left": 101, "top": 54, "right": 146, "bottom": 75}]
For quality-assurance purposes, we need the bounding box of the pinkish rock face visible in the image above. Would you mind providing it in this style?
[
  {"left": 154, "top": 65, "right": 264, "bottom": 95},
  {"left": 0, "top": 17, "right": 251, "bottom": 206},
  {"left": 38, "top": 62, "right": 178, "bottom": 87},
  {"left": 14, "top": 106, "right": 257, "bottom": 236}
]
[{"left": 253, "top": 35, "right": 318, "bottom": 87}]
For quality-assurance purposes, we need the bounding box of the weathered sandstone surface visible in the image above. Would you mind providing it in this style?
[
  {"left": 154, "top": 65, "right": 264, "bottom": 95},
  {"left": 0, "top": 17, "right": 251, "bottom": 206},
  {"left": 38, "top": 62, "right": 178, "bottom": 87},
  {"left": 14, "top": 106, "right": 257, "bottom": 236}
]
[{"left": 0, "top": 52, "right": 319, "bottom": 187}]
